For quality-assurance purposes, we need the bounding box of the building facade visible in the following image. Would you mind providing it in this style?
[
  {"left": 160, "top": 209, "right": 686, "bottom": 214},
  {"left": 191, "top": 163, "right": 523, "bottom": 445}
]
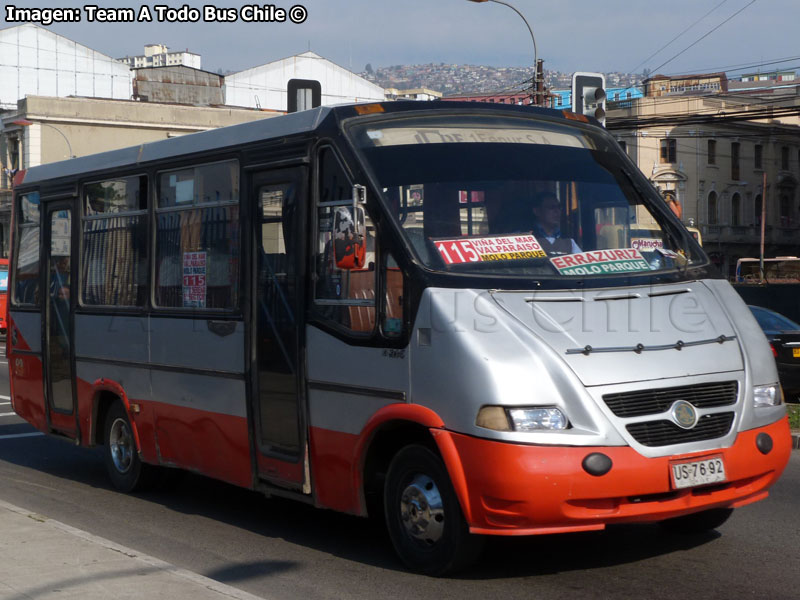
[
  {"left": 609, "top": 90, "right": 800, "bottom": 277},
  {"left": 0, "top": 24, "right": 132, "bottom": 110},
  {"left": 549, "top": 86, "right": 644, "bottom": 110},
  {"left": 384, "top": 88, "right": 443, "bottom": 101},
  {"left": 224, "top": 51, "right": 385, "bottom": 111},
  {"left": 117, "top": 44, "right": 202, "bottom": 70},
  {"left": 643, "top": 73, "right": 729, "bottom": 97},
  {"left": 133, "top": 66, "right": 226, "bottom": 105},
  {"left": 442, "top": 91, "right": 534, "bottom": 105}
]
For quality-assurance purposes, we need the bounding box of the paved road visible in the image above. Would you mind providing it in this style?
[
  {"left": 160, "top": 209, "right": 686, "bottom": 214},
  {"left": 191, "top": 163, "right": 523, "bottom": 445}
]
[{"left": 1, "top": 345, "right": 798, "bottom": 599}]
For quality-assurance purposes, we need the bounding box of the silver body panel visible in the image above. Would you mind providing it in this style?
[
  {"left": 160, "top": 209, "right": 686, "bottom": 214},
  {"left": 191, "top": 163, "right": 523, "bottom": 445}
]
[
  {"left": 307, "top": 326, "right": 408, "bottom": 435},
  {"left": 73, "top": 314, "right": 247, "bottom": 418},
  {"left": 493, "top": 282, "right": 742, "bottom": 386},
  {"left": 302, "top": 278, "right": 782, "bottom": 459}
]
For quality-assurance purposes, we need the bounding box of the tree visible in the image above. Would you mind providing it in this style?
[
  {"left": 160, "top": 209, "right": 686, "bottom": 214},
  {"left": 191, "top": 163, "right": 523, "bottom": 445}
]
[{"left": 365, "top": 63, "right": 374, "bottom": 75}]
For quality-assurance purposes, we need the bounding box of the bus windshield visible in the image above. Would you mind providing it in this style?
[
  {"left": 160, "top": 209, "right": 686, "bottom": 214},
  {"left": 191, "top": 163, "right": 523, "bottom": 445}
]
[{"left": 349, "top": 114, "right": 704, "bottom": 280}]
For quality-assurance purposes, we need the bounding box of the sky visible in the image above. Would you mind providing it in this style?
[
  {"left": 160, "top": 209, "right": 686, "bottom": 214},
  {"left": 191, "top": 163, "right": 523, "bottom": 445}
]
[{"left": 1, "top": 0, "right": 798, "bottom": 77}]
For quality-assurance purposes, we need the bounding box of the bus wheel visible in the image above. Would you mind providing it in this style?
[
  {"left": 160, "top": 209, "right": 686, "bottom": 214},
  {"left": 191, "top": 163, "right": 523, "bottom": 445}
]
[
  {"left": 659, "top": 508, "right": 734, "bottom": 534},
  {"left": 103, "top": 402, "right": 155, "bottom": 492},
  {"left": 384, "top": 445, "right": 483, "bottom": 576}
]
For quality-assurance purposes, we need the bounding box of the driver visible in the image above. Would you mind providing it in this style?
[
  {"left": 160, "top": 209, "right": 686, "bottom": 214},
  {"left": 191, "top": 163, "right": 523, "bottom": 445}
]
[{"left": 531, "top": 192, "right": 581, "bottom": 255}]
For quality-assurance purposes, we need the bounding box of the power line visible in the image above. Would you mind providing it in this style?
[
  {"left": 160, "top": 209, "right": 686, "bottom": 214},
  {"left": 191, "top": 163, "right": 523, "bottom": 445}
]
[
  {"left": 606, "top": 80, "right": 800, "bottom": 115},
  {"left": 648, "top": 0, "right": 758, "bottom": 75},
  {"left": 663, "top": 55, "right": 800, "bottom": 77},
  {"left": 608, "top": 105, "right": 800, "bottom": 130},
  {"left": 629, "top": 0, "right": 730, "bottom": 74}
]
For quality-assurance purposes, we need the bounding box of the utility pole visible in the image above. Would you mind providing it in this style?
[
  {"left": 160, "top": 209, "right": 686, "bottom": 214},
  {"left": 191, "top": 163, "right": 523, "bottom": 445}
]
[
  {"left": 466, "top": 0, "right": 539, "bottom": 104},
  {"left": 535, "top": 59, "right": 544, "bottom": 107}
]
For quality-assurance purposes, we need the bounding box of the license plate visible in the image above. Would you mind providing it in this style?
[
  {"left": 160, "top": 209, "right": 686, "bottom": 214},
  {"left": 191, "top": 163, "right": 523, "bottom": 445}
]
[
  {"left": 793, "top": 348, "right": 800, "bottom": 358},
  {"left": 670, "top": 456, "right": 726, "bottom": 489}
]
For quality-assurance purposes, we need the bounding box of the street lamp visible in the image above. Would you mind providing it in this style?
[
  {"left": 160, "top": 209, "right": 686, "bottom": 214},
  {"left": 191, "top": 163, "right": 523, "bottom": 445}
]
[
  {"left": 466, "top": 0, "right": 539, "bottom": 104},
  {"left": 12, "top": 119, "right": 75, "bottom": 159}
]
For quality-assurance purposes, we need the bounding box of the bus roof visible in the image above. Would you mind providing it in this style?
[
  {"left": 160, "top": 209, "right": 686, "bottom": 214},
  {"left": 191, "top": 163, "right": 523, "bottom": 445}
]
[
  {"left": 17, "top": 101, "right": 572, "bottom": 188},
  {"left": 19, "top": 106, "right": 333, "bottom": 187}
]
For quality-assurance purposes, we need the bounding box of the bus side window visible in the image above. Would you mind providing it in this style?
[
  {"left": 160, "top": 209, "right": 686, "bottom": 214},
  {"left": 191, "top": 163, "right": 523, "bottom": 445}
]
[
  {"left": 313, "top": 148, "right": 376, "bottom": 335},
  {"left": 154, "top": 160, "right": 240, "bottom": 310},
  {"left": 13, "top": 192, "right": 41, "bottom": 306},
  {"left": 82, "top": 175, "right": 148, "bottom": 307}
]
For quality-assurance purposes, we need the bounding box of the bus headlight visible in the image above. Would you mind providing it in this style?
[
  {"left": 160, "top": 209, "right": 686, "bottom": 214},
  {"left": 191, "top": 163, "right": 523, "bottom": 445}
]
[
  {"left": 476, "top": 406, "right": 569, "bottom": 432},
  {"left": 753, "top": 384, "right": 782, "bottom": 408}
]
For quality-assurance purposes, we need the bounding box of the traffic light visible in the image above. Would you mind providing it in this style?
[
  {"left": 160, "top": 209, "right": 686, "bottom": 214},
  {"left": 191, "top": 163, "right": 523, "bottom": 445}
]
[{"left": 572, "top": 72, "right": 606, "bottom": 126}]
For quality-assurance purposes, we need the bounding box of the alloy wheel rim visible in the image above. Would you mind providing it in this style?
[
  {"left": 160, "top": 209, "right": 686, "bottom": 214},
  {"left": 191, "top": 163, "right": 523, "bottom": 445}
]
[
  {"left": 399, "top": 474, "right": 445, "bottom": 546},
  {"left": 109, "top": 417, "right": 133, "bottom": 474}
]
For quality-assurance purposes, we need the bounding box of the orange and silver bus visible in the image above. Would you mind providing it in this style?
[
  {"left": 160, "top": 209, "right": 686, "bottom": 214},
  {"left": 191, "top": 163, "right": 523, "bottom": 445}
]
[{"left": 8, "top": 102, "right": 791, "bottom": 575}]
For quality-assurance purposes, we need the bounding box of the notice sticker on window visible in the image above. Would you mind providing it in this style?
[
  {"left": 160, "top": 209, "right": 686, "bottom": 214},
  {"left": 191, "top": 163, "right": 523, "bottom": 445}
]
[
  {"left": 183, "top": 251, "right": 207, "bottom": 308},
  {"left": 550, "top": 249, "right": 651, "bottom": 276},
  {"left": 434, "top": 234, "right": 546, "bottom": 265},
  {"left": 630, "top": 238, "right": 664, "bottom": 251}
]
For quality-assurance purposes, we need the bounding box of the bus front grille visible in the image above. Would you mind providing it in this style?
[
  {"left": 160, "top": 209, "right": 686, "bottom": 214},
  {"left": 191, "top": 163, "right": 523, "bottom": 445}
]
[
  {"left": 625, "top": 413, "right": 735, "bottom": 447},
  {"left": 603, "top": 381, "right": 738, "bottom": 418}
]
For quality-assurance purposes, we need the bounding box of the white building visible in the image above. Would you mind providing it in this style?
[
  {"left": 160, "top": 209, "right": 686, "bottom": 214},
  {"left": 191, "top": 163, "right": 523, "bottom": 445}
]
[
  {"left": 385, "top": 88, "right": 443, "bottom": 101},
  {"left": 118, "top": 44, "right": 202, "bottom": 70},
  {"left": 0, "top": 24, "right": 132, "bottom": 109},
  {"left": 224, "top": 51, "right": 384, "bottom": 111}
]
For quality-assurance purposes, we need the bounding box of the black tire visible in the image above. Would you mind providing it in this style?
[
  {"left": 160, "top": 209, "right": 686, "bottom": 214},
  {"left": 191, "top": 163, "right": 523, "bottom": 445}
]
[
  {"left": 659, "top": 508, "right": 734, "bottom": 534},
  {"left": 384, "top": 445, "right": 484, "bottom": 576},
  {"left": 103, "top": 401, "right": 157, "bottom": 492}
]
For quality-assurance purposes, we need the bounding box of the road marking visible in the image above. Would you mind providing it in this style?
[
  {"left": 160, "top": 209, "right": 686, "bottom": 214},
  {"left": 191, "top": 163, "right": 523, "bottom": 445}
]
[
  {"left": 0, "top": 412, "right": 18, "bottom": 417},
  {"left": 0, "top": 395, "right": 9, "bottom": 399},
  {"left": 0, "top": 432, "right": 43, "bottom": 439},
  {"left": 0, "top": 402, "right": 10, "bottom": 406}
]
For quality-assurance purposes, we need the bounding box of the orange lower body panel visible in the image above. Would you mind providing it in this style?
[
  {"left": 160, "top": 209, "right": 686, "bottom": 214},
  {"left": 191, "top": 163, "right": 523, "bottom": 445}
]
[
  {"left": 444, "top": 418, "right": 791, "bottom": 536},
  {"left": 309, "top": 426, "right": 361, "bottom": 514}
]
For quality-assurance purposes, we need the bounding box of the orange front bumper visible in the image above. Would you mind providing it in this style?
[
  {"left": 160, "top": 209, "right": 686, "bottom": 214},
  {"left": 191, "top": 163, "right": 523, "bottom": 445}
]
[{"left": 434, "top": 418, "right": 792, "bottom": 536}]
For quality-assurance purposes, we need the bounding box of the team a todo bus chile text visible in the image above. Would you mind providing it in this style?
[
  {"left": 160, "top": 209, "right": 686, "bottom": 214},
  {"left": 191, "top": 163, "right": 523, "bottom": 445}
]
[{"left": 4, "top": 4, "right": 307, "bottom": 25}]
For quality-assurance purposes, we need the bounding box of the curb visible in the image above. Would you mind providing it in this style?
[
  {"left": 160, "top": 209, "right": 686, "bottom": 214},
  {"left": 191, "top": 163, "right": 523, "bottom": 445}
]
[{"left": 0, "top": 499, "right": 269, "bottom": 600}]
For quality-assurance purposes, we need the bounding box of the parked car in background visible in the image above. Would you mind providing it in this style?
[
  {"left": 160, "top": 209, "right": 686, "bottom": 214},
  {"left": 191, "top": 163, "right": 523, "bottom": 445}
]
[{"left": 749, "top": 305, "right": 800, "bottom": 401}]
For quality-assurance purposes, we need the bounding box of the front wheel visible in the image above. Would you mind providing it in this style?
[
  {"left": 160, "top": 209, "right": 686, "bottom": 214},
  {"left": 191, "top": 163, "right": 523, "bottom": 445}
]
[
  {"left": 384, "top": 445, "right": 483, "bottom": 576},
  {"left": 659, "top": 508, "right": 734, "bottom": 534},
  {"left": 103, "top": 401, "right": 156, "bottom": 492}
]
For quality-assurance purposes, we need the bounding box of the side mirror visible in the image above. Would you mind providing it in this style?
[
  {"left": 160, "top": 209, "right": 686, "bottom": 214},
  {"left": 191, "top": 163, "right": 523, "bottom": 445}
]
[{"left": 333, "top": 185, "right": 367, "bottom": 270}]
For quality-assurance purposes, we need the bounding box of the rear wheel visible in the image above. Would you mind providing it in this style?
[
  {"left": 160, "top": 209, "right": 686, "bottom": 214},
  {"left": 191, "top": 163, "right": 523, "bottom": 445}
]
[
  {"left": 659, "top": 508, "right": 734, "bottom": 534},
  {"left": 103, "top": 401, "right": 156, "bottom": 492},
  {"left": 384, "top": 445, "right": 483, "bottom": 576}
]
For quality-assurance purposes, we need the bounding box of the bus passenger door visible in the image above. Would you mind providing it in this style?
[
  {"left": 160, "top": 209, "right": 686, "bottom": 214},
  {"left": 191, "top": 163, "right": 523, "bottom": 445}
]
[
  {"left": 252, "top": 167, "right": 308, "bottom": 491},
  {"left": 44, "top": 204, "right": 76, "bottom": 436}
]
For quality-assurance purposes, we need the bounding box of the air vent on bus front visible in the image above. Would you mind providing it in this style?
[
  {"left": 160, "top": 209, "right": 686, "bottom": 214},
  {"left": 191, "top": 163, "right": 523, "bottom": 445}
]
[{"left": 603, "top": 381, "right": 738, "bottom": 418}]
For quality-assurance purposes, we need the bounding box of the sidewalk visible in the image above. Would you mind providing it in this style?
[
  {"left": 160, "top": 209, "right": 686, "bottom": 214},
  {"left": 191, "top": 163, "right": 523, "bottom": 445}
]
[{"left": 0, "top": 500, "right": 266, "bottom": 600}]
